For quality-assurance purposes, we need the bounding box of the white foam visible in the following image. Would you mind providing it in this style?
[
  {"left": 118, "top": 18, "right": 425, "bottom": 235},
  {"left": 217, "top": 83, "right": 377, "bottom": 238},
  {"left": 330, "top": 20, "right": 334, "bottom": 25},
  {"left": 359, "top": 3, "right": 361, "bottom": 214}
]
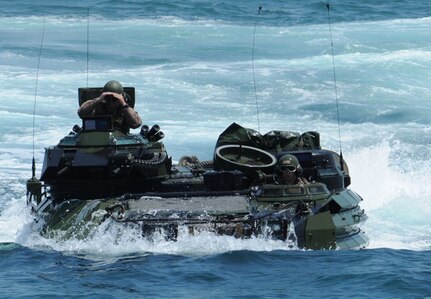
[
  {"left": 346, "top": 141, "right": 431, "bottom": 250},
  {"left": 10, "top": 212, "right": 298, "bottom": 260},
  {"left": 0, "top": 197, "right": 32, "bottom": 243}
]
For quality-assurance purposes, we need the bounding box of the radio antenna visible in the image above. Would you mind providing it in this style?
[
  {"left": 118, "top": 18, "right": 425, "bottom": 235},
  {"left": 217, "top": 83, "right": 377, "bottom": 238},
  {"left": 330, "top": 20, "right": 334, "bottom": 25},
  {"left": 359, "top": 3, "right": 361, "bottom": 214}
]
[
  {"left": 86, "top": 7, "right": 90, "bottom": 87},
  {"left": 252, "top": 5, "right": 263, "bottom": 132},
  {"left": 31, "top": 18, "right": 46, "bottom": 178},
  {"left": 326, "top": 4, "right": 344, "bottom": 170}
]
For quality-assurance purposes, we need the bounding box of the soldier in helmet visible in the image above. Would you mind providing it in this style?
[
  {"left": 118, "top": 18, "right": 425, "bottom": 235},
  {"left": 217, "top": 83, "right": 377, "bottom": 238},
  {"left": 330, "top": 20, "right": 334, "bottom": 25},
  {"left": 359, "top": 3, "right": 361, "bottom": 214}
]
[
  {"left": 77, "top": 80, "right": 142, "bottom": 133},
  {"left": 275, "top": 154, "right": 307, "bottom": 185}
]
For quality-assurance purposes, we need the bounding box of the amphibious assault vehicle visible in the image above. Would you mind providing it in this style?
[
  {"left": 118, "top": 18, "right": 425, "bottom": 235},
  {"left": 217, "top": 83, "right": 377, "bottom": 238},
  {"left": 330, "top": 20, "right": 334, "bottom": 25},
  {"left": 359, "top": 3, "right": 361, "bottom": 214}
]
[{"left": 26, "top": 87, "right": 368, "bottom": 249}]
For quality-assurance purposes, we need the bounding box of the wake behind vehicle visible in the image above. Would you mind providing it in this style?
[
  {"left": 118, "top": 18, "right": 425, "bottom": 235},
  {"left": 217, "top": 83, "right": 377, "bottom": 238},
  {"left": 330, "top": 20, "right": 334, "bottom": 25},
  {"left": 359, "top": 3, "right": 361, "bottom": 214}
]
[{"left": 26, "top": 86, "right": 368, "bottom": 249}]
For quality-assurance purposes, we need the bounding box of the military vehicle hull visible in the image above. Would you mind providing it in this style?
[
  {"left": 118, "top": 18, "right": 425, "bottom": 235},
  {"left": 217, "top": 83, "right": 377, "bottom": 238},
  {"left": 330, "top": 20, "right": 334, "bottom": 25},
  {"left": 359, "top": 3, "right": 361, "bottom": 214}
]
[
  {"left": 26, "top": 89, "right": 368, "bottom": 249},
  {"left": 29, "top": 181, "right": 367, "bottom": 249}
]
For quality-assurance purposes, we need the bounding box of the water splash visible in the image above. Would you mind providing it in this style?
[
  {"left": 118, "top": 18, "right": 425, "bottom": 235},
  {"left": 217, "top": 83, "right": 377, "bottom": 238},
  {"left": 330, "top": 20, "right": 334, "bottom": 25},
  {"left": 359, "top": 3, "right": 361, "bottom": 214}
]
[{"left": 346, "top": 142, "right": 431, "bottom": 250}]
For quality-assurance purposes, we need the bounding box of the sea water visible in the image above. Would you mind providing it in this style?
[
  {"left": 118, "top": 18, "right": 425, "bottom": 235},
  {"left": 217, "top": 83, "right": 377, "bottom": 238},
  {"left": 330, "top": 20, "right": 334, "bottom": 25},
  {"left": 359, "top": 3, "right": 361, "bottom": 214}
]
[{"left": 0, "top": 1, "right": 430, "bottom": 298}]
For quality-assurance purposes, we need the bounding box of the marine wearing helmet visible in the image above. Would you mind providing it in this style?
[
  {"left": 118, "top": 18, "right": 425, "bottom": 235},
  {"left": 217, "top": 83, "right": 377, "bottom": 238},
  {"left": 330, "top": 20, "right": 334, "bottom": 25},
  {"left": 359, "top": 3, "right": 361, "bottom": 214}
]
[
  {"left": 77, "top": 80, "right": 142, "bottom": 134},
  {"left": 275, "top": 154, "right": 307, "bottom": 185}
]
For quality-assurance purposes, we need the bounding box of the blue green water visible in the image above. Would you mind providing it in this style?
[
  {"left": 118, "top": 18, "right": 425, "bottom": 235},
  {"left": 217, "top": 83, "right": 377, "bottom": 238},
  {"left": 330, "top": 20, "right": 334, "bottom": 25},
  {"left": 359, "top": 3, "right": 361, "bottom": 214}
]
[
  {"left": 0, "top": 1, "right": 430, "bottom": 297},
  {"left": 1, "top": 245, "right": 430, "bottom": 298}
]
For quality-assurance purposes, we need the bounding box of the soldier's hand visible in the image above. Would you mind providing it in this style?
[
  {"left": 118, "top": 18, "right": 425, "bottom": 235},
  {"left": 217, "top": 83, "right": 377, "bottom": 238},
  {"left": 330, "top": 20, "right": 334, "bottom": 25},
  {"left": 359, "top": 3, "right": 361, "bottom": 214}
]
[{"left": 100, "top": 92, "right": 126, "bottom": 106}]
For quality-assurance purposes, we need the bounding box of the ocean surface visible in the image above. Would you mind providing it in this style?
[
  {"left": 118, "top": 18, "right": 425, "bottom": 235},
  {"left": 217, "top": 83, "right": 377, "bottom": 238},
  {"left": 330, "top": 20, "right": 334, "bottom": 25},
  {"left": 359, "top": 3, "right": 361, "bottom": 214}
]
[{"left": 1, "top": 0, "right": 431, "bottom": 298}]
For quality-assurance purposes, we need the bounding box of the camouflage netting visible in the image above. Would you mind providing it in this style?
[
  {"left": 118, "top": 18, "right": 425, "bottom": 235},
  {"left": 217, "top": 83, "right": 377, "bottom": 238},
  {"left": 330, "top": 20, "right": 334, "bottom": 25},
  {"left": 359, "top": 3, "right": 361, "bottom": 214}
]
[{"left": 215, "top": 123, "right": 320, "bottom": 154}]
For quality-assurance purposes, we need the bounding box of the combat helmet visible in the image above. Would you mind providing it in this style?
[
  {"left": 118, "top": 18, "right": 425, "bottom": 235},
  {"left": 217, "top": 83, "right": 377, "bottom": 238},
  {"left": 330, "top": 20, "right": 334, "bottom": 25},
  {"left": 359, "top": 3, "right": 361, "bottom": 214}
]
[
  {"left": 102, "top": 80, "right": 124, "bottom": 95},
  {"left": 277, "top": 154, "right": 302, "bottom": 174}
]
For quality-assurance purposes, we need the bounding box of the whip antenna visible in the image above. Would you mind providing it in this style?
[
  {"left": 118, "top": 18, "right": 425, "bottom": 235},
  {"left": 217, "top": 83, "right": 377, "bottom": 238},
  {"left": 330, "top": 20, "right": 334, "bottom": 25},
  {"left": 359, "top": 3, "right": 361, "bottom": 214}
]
[
  {"left": 31, "top": 19, "right": 46, "bottom": 178},
  {"left": 252, "top": 6, "right": 262, "bottom": 132},
  {"left": 86, "top": 7, "right": 90, "bottom": 87},
  {"left": 326, "top": 4, "right": 344, "bottom": 170}
]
